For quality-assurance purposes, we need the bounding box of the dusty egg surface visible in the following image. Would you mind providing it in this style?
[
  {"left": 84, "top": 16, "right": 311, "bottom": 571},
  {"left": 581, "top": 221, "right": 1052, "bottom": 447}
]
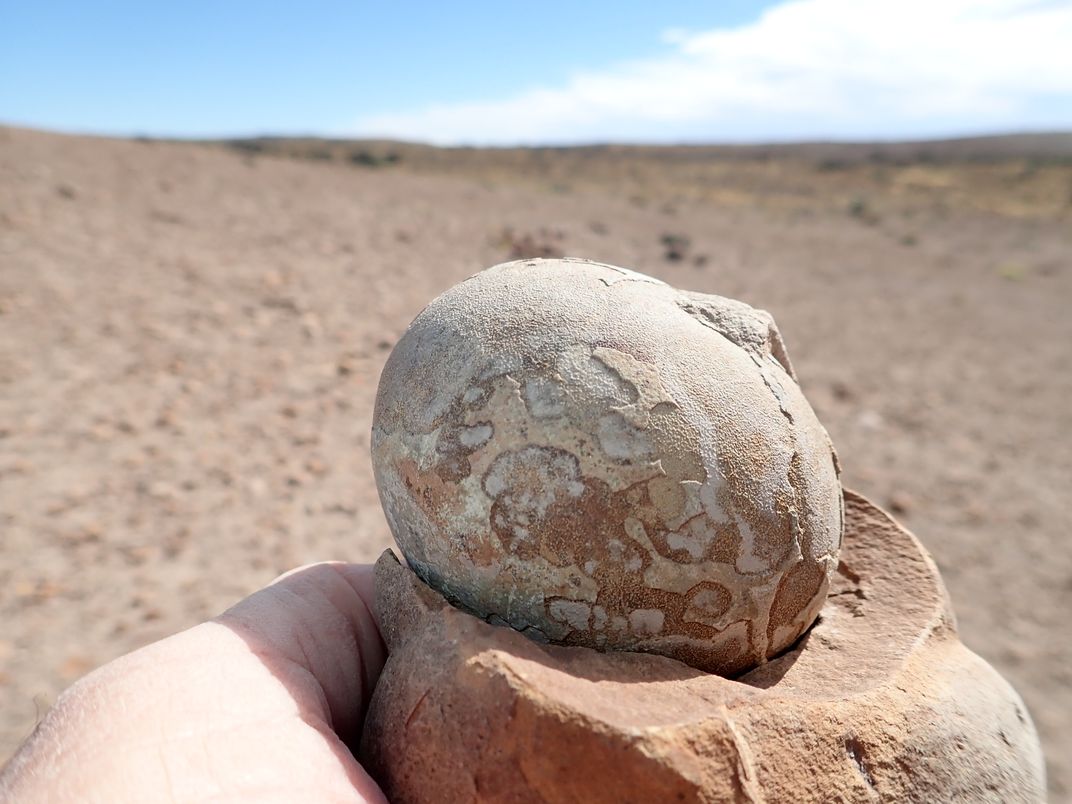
[{"left": 371, "top": 258, "right": 843, "bottom": 675}]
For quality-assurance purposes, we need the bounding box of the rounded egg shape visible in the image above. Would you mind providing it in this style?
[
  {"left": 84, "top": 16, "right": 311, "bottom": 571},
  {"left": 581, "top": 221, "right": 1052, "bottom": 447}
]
[{"left": 372, "top": 258, "right": 843, "bottom": 675}]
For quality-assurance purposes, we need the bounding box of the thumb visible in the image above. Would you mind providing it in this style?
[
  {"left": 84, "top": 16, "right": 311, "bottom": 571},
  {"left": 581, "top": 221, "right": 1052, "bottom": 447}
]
[{"left": 216, "top": 562, "right": 386, "bottom": 743}]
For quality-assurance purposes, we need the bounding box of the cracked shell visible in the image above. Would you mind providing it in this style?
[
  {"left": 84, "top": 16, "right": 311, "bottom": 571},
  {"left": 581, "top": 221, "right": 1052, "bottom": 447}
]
[{"left": 371, "top": 257, "right": 843, "bottom": 675}]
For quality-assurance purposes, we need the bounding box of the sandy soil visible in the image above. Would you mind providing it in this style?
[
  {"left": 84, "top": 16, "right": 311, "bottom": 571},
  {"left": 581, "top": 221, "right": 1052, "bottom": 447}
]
[{"left": 1, "top": 126, "right": 1069, "bottom": 798}]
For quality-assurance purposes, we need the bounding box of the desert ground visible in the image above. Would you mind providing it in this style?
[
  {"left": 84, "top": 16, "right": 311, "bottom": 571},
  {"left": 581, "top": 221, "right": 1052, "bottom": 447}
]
[{"left": 1, "top": 126, "right": 1070, "bottom": 798}]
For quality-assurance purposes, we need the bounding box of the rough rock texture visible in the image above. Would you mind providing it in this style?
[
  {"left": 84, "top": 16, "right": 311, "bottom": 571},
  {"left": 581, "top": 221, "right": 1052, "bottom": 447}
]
[
  {"left": 360, "top": 491, "right": 1045, "bottom": 803},
  {"left": 371, "top": 258, "right": 842, "bottom": 674}
]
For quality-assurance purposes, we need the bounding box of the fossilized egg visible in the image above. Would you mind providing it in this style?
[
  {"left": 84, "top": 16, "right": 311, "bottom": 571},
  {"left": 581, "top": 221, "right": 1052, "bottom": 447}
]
[{"left": 372, "top": 258, "right": 843, "bottom": 675}]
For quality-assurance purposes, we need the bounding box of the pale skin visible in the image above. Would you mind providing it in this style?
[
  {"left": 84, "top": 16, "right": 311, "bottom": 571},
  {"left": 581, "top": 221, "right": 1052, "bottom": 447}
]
[{"left": 0, "top": 563, "right": 388, "bottom": 803}]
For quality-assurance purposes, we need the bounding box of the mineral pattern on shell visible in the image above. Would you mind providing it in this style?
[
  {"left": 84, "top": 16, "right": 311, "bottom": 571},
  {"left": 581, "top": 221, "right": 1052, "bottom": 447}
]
[{"left": 371, "top": 258, "right": 843, "bottom": 674}]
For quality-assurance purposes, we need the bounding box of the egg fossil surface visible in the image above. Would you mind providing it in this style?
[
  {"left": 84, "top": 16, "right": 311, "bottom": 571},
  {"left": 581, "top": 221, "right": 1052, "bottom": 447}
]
[{"left": 372, "top": 258, "right": 843, "bottom": 675}]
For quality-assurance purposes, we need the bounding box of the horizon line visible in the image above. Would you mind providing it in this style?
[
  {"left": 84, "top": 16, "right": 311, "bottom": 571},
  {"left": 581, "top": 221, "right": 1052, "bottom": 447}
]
[{"left": 4, "top": 120, "right": 1072, "bottom": 152}]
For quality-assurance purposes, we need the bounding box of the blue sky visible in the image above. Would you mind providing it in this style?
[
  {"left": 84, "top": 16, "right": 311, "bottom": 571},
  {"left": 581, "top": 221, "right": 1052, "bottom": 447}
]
[{"left": 2, "top": 0, "right": 1071, "bottom": 144}]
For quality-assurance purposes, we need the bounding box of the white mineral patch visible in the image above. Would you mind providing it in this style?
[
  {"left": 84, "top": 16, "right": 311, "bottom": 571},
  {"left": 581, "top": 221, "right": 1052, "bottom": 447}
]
[
  {"left": 597, "top": 412, "right": 655, "bottom": 462},
  {"left": 549, "top": 599, "right": 592, "bottom": 632},
  {"left": 557, "top": 346, "right": 637, "bottom": 406},
  {"left": 462, "top": 386, "right": 486, "bottom": 406},
  {"left": 522, "top": 377, "right": 567, "bottom": 419},
  {"left": 591, "top": 605, "right": 608, "bottom": 630},
  {"left": 666, "top": 523, "right": 713, "bottom": 560},
  {"left": 629, "top": 609, "right": 665, "bottom": 636},
  {"left": 457, "top": 423, "right": 493, "bottom": 448}
]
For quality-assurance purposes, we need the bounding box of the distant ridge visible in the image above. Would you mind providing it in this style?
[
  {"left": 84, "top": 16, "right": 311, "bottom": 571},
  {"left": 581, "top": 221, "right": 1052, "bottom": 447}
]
[
  {"left": 209, "top": 131, "right": 1072, "bottom": 166},
  {"left": 2, "top": 124, "right": 1070, "bottom": 163}
]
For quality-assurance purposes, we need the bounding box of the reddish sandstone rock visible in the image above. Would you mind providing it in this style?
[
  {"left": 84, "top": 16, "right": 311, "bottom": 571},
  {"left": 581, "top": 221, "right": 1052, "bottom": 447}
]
[{"left": 360, "top": 491, "right": 1045, "bottom": 803}]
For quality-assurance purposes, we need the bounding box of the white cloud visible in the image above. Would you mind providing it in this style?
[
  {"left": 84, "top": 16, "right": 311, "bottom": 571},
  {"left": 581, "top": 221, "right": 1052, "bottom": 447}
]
[{"left": 350, "top": 0, "right": 1072, "bottom": 145}]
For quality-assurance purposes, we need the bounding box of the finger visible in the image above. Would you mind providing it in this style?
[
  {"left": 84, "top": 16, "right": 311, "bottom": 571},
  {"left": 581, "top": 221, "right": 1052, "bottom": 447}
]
[
  {"left": 216, "top": 562, "right": 386, "bottom": 742},
  {"left": 270, "top": 561, "right": 378, "bottom": 617}
]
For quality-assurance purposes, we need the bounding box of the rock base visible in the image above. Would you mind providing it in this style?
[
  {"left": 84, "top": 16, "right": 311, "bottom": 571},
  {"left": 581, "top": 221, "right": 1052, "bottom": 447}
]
[{"left": 359, "top": 491, "right": 1045, "bottom": 803}]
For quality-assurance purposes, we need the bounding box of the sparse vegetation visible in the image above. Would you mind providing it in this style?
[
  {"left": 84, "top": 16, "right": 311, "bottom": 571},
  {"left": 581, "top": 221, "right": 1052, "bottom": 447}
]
[
  {"left": 848, "top": 197, "right": 881, "bottom": 225},
  {"left": 224, "top": 138, "right": 403, "bottom": 168},
  {"left": 660, "top": 232, "right": 691, "bottom": 261},
  {"left": 997, "top": 262, "right": 1029, "bottom": 281},
  {"left": 228, "top": 139, "right": 265, "bottom": 155},
  {"left": 202, "top": 134, "right": 1072, "bottom": 224},
  {"left": 348, "top": 149, "right": 401, "bottom": 168},
  {"left": 494, "top": 227, "right": 565, "bottom": 259},
  {"left": 208, "top": 133, "right": 1072, "bottom": 222}
]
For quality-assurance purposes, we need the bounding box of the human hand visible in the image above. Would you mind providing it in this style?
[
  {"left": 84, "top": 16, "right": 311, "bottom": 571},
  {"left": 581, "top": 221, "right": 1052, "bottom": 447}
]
[{"left": 0, "top": 563, "right": 387, "bottom": 803}]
